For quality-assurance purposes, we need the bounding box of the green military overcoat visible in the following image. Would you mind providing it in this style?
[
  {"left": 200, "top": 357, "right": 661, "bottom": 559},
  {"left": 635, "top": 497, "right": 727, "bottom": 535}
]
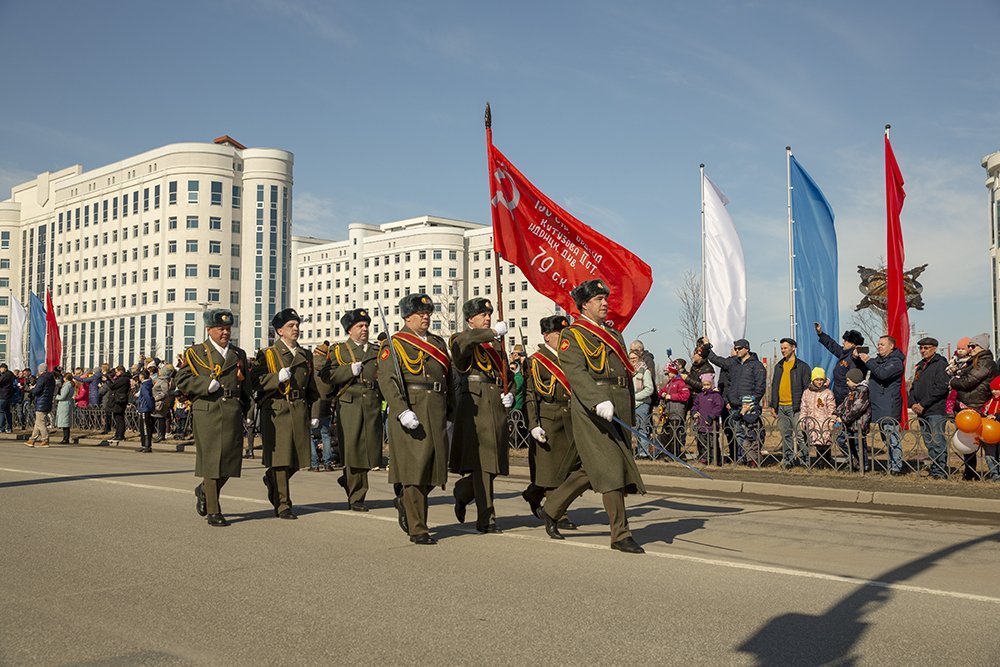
[
  {"left": 558, "top": 319, "right": 646, "bottom": 495},
  {"left": 175, "top": 340, "right": 252, "bottom": 479},
  {"left": 526, "top": 346, "right": 580, "bottom": 489},
  {"left": 252, "top": 339, "right": 320, "bottom": 469},
  {"left": 321, "top": 339, "right": 384, "bottom": 470},
  {"left": 377, "top": 326, "right": 452, "bottom": 487}
]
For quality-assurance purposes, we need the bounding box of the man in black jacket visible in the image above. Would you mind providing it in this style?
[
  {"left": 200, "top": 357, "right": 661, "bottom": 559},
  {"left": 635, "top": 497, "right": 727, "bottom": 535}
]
[
  {"left": 770, "top": 338, "right": 812, "bottom": 467},
  {"left": 109, "top": 366, "right": 132, "bottom": 442},
  {"left": 705, "top": 337, "right": 766, "bottom": 463},
  {"left": 0, "top": 363, "right": 15, "bottom": 433},
  {"left": 909, "top": 337, "right": 950, "bottom": 479},
  {"left": 814, "top": 324, "right": 865, "bottom": 405},
  {"left": 27, "top": 364, "right": 55, "bottom": 447}
]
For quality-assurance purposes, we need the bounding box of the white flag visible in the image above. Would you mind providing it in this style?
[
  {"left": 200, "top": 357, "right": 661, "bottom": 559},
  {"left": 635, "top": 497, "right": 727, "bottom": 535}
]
[
  {"left": 703, "top": 175, "right": 747, "bottom": 351},
  {"left": 9, "top": 292, "right": 27, "bottom": 370}
]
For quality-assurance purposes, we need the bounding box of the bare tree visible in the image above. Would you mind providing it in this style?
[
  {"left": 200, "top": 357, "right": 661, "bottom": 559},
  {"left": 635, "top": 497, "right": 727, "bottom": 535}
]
[
  {"left": 849, "top": 307, "right": 888, "bottom": 348},
  {"left": 675, "top": 269, "right": 703, "bottom": 355}
]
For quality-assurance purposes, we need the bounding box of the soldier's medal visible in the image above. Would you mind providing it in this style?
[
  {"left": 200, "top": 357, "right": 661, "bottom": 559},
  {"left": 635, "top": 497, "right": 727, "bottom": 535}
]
[
  {"left": 381, "top": 347, "right": 390, "bottom": 361},
  {"left": 559, "top": 339, "right": 571, "bottom": 352}
]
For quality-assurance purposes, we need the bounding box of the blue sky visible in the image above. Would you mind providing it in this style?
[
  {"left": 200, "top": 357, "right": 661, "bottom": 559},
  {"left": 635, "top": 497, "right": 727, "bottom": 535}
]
[{"left": 2, "top": 1, "right": 998, "bottom": 365}]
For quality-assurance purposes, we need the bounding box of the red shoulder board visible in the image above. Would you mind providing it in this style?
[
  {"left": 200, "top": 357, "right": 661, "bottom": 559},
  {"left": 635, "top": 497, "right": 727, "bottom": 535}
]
[{"left": 559, "top": 339, "right": 571, "bottom": 352}]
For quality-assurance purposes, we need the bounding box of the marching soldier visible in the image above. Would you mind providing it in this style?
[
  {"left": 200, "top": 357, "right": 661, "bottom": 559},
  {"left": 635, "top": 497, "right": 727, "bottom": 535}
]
[
  {"left": 377, "top": 294, "right": 453, "bottom": 545},
  {"left": 540, "top": 280, "right": 647, "bottom": 553},
  {"left": 320, "top": 308, "right": 383, "bottom": 512},
  {"left": 522, "top": 315, "right": 581, "bottom": 529},
  {"left": 449, "top": 298, "right": 513, "bottom": 534},
  {"left": 252, "top": 308, "right": 320, "bottom": 520},
  {"left": 175, "top": 309, "right": 252, "bottom": 527}
]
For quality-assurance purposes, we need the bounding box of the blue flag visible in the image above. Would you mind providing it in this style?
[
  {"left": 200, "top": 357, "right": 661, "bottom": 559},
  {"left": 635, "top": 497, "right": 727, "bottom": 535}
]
[
  {"left": 28, "top": 291, "right": 46, "bottom": 373},
  {"left": 790, "top": 155, "right": 839, "bottom": 379}
]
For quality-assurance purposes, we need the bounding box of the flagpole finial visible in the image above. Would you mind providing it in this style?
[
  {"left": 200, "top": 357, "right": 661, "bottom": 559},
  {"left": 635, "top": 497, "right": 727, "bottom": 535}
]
[
  {"left": 699, "top": 163, "right": 704, "bottom": 169},
  {"left": 485, "top": 103, "right": 492, "bottom": 129},
  {"left": 786, "top": 145, "right": 791, "bottom": 152},
  {"left": 885, "top": 124, "right": 891, "bottom": 130}
]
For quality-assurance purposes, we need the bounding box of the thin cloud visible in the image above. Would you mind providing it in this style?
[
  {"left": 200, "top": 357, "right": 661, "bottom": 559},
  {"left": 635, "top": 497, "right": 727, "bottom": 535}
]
[{"left": 238, "top": 0, "right": 356, "bottom": 45}]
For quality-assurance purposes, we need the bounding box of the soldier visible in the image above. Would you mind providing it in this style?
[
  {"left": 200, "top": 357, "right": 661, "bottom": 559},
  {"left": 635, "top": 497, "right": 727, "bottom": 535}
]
[
  {"left": 320, "top": 308, "right": 383, "bottom": 512},
  {"left": 539, "top": 280, "right": 647, "bottom": 554},
  {"left": 522, "top": 315, "right": 581, "bottom": 529},
  {"left": 449, "top": 297, "right": 513, "bottom": 534},
  {"left": 175, "top": 309, "right": 252, "bottom": 527},
  {"left": 252, "top": 308, "right": 320, "bottom": 520},
  {"left": 377, "top": 294, "right": 453, "bottom": 545}
]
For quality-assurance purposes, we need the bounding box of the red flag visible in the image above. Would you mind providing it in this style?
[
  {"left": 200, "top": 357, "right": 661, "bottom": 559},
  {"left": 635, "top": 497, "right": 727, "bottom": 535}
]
[
  {"left": 486, "top": 132, "right": 652, "bottom": 329},
  {"left": 45, "top": 288, "right": 61, "bottom": 370},
  {"left": 885, "top": 132, "right": 909, "bottom": 428}
]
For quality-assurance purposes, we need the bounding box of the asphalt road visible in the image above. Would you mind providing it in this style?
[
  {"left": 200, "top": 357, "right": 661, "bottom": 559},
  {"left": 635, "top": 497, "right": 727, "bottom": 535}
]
[{"left": 2, "top": 443, "right": 999, "bottom": 666}]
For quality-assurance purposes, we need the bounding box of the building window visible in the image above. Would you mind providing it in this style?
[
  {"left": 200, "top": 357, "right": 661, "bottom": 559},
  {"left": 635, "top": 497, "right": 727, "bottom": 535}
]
[
  {"left": 433, "top": 250, "right": 442, "bottom": 260},
  {"left": 188, "top": 180, "right": 199, "bottom": 204},
  {"left": 232, "top": 220, "right": 241, "bottom": 234},
  {"left": 210, "top": 181, "right": 223, "bottom": 206},
  {"left": 168, "top": 241, "right": 177, "bottom": 253},
  {"left": 185, "top": 264, "right": 198, "bottom": 278},
  {"left": 185, "top": 288, "right": 197, "bottom": 301},
  {"left": 167, "top": 264, "right": 176, "bottom": 277},
  {"left": 449, "top": 268, "right": 457, "bottom": 278},
  {"left": 419, "top": 250, "right": 427, "bottom": 260},
  {"left": 168, "top": 181, "right": 177, "bottom": 205},
  {"left": 186, "top": 216, "right": 198, "bottom": 229},
  {"left": 232, "top": 185, "right": 241, "bottom": 208},
  {"left": 209, "top": 265, "right": 221, "bottom": 278},
  {"left": 185, "top": 240, "right": 198, "bottom": 253},
  {"left": 0, "top": 231, "right": 8, "bottom": 250},
  {"left": 143, "top": 188, "right": 149, "bottom": 211},
  {"left": 154, "top": 184, "right": 160, "bottom": 208},
  {"left": 166, "top": 289, "right": 176, "bottom": 302},
  {"left": 432, "top": 267, "right": 442, "bottom": 277},
  {"left": 207, "top": 288, "right": 220, "bottom": 301},
  {"left": 209, "top": 241, "right": 222, "bottom": 254},
  {"left": 209, "top": 216, "right": 221, "bottom": 230}
]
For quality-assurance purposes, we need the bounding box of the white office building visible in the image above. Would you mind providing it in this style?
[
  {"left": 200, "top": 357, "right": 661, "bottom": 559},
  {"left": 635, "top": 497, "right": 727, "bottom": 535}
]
[
  {"left": 290, "top": 215, "right": 562, "bottom": 350},
  {"left": 0, "top": 136, "right": 293, "bottom": 368}
]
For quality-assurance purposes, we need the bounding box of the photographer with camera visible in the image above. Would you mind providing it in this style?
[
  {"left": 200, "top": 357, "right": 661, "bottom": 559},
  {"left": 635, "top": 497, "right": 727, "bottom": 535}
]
[{"left": 814, "top": 323, "right": 866, "bottom": 407}]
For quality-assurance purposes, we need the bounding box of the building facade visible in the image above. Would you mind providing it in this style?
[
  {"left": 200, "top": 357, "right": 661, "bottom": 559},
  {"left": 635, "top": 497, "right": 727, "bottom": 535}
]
[
  {"left": 290, "top": 215, "right": 562, "bottom": 350},
  {"left": 983, "top": 150, "right": 1000, "bottom": 350},
  {"left": 0, "top": 137, "right": 293, "bottom": 369}
]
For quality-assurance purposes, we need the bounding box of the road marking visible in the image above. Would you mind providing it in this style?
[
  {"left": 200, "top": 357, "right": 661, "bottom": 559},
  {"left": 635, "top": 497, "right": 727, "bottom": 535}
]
[{"left": 4, "top": 465, "right": 999, "bottom": 605}]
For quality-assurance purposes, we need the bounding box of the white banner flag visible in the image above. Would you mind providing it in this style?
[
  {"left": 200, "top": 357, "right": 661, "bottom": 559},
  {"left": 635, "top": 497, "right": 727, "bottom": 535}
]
[
  {"left": 9, "top": 292, "right": 27, "bottom": 370},
  {"left": 703, "top": 175, "right": 747, "bottom": 351}
]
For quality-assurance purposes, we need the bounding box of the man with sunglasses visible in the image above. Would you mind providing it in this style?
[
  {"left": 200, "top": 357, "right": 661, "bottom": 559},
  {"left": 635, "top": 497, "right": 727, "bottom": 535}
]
[
  {"left": 909, "top": 337, "right": 950, "bottom": 479},
  {"left": 704, "top": 337, "right": 766, "bottom": 464},
  {"left": 857, "top": 336, "right": 906, "bottom": 474}
]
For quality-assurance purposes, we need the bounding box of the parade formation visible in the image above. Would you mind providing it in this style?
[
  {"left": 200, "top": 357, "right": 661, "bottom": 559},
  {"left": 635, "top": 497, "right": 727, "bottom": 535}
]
[{"left": 177, "top": 280, "right": 647, "bottom": 552}]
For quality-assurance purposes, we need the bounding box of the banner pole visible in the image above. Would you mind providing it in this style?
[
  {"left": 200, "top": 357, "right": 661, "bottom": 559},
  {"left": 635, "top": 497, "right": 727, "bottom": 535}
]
[
  {"left": 485, "top": 102, "right": 510, "bottom": 394},
  {"left": 786, "top": 145, "right": 795, "bottom": 339},
  {"left": 700, "top": 164, "right": 707, "bottom": 338}
]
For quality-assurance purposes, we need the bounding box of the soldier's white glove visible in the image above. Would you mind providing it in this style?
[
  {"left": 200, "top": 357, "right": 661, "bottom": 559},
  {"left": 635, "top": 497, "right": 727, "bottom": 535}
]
[
  {"left": 501, "top": 392, "right": 514, "bottom": 408},
  {"left": 531, "top": 426, "right": 547, "bottom": 443},
  {"left": 311, "top": 418, "right": 319, "bottom": 428},
  {"left": 595, "top": 400, "right": 615, "bottom": 422},
  {"left": 208, "top": 379, "right": 221, "bottom": 393},
  {"left": 278, "top": 367, "right": 291, "bottom": 383},
  {"left": 351, "top": 361, "right": 363, "bottom": 377},
  {"left": 493, "top": 320, "right": 508, "bottom": 337},
  {"left": 399, "top": 410, "right": 420, "bottom": 430}
]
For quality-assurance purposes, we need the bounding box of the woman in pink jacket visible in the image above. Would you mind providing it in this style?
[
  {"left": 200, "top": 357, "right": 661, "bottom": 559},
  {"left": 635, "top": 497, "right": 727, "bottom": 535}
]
[{"left": 800, "top": 367, "right": 836, "bottom": 466}]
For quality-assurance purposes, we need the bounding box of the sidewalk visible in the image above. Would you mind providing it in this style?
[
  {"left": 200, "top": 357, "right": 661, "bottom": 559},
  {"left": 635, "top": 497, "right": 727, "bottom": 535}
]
[{"left": 3, "top": 431, "right": 998, "bottom": 515}]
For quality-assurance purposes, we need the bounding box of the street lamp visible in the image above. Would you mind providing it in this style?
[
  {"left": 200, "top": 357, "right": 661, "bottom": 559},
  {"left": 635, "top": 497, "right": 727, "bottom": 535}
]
[{"left": 636, "top": 328, "right": 657, "bottom": 338}]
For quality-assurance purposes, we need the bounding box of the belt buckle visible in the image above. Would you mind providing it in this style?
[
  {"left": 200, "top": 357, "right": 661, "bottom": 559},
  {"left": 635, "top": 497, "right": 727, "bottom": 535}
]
[
  {"left": 619, "top": 376, "right": 627, "bottom": 388},
  {"left": 287, "top": 389, "right": 301, "bottom": 401},
  {"left": 432, "top": 382, "right": 442, "bottom": 392}
]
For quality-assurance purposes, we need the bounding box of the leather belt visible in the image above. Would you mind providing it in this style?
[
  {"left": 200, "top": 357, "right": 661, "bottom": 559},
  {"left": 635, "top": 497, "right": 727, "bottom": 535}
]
[
  {"left": 541, "top": 398, "right": 569, "bottom": 406},
  {"left": 594, "top": 377, "right": 628, "bottom": 388},
  {"left": 407, "top": 381, "right": 445, "bottom": 393},
  {"left": 466, "top": 374, "right": 500, "bottom": 385},
  {"left": 222, "top": 388, "right": 239, "bottom": 398}
]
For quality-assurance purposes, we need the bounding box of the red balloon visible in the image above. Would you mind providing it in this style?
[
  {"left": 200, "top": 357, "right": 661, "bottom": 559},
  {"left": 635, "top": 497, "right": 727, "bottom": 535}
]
[
  {"left": 956, "top": 409, "right": 983, "bottom": 434},
  {"left": 980, "top": 418, "right": 1000, "bottom": 445}
]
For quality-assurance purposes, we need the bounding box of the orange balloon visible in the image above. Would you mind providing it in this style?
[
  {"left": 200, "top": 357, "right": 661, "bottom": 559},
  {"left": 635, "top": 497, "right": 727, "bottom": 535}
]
[
  {"left": 980, "top": 418, "right": 1000, "bottom": 445},
  {"left": 955, "top": 409, "right": 983, "bottom": 434}
]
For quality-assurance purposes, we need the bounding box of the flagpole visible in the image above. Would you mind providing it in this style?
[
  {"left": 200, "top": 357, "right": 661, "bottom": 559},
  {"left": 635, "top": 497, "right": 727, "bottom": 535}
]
[
  {"left": 485, "top": 102, "right": 510, "bottom": 394},
  {"left": 699, "top": 163, "right": 707, "bottom": 337},
  {"left": 786, "top": 145, "right": 795, "bottom": 339}
]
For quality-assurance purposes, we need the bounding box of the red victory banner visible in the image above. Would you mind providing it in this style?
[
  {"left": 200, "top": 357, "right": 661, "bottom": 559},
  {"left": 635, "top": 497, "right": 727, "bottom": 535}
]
[
  {"left": 44, "top": 288, "right": 62, "bottom": 369},
  {"left": 485, "top": 108, "right": 652, "bottom": 329},
  {"left": 885, "top": 126, "right": 909, "bottom": 428}
]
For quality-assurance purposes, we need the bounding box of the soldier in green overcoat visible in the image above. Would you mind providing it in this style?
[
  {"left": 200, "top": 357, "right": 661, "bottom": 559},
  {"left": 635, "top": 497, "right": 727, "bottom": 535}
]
[
  {"left": 175, "top": 309, "right": 253, "bottom": 527},
  {"left": 377, "top": 293, "right": 453, "bottom": 545},
  {"left": 252, "top": 308, "right": 320, "bottom": 519},
  {"left": 522, "top": 315, "right": 581, "bottom": 527},
  {"left": 320, "top": 308, "right": 383, "bottom": 511},
  {"left": 449, "top": 297, "right": 514, "bottom": 534},
  {"left": 540, "top": 280, "right": 646, "bottom": 554}
]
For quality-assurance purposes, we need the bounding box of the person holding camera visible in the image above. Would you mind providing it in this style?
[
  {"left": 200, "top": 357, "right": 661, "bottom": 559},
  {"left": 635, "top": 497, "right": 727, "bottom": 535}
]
[{"left": 814, "top": 323, "right": 866, "bottom": 407}]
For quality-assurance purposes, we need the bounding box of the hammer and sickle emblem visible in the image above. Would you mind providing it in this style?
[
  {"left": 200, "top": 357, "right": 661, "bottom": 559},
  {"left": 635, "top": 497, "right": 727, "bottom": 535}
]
[{"left": 491, "top": 167, "right": 519, "bottom": 211}]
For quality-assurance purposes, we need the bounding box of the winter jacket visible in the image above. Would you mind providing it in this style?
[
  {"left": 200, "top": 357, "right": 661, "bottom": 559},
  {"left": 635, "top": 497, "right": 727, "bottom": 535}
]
[
  {"left": 0, "top": 369, "right": 15, "bottom": 400},
  {"left": 908, "top": 353, "right": 950, "bottom": 417},
  {"left": 152, "top": 368, "right": 176, "bottom": 416},
  {"left": 683, "top": 358, "right": 716, "bottom": 393},
  {"left": 691, "top": 390, "right": 724, "bottom": 433},
  {"left": 817, "top": 332, "right": 865, "bottom": 405},
  {"left": 800, "top": 382, "right": 836, "bottom": 447},
  {"left": 633, "top": 368, "right": 653, "bottom": 408},
  {"left": 32, "top": 372, "right": 56, "bottom": 413},
  {"left": 137, "top": 379, "right": 155, "bottom": 414},
  {"left": 55, "top": 381, "right": 74, "bottom": 428},
  {"left": 834, "top": 382, "right": 871, "bottom": 433},
  {"left": 862, "top": 348, "right": 906, "bottom": 421},
  {"left": 949, "top": 349, "right": 997, "bottom": 411},
  {"left": 658, "top": 375, "right": 690, "bottom": 420},
  {"left": 707, "top": 348, "right": 766, "bottom": 409},
  {"left": 109, "top": 374, "right": 131, "bottom": 414},
  {"left": 74, "top": 382, "right": 89, "bottom": 409},
  {"left": 640, "top": 350, "right": 657, "bottom": 406},
  {"left": 769, "top": 356, "right": 811, "bottom": 411}
]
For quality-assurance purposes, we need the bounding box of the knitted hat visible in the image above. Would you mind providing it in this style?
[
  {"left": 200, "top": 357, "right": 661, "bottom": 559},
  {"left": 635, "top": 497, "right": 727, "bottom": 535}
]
[
  {"left": 991, "top": 376, "right": 1000, "bottom": 391},
  {"left": 700, "top": 373, "right": 715, "bottom": 385},
  {"left": 665, "top": 363, "right": 679, "bottom": 374},
  {"left": 970, "top": 333, "right": 990, "bottom": 351},
  {"left": 741, "top": 395, "right": 756, "bottom": 405},
  {"left": 846, "top": 368, "right": 864, "bottom": 384},
  {"left": 811, "top": 367, "right": 826, "bottom": 381},
  {"left": 956, "top": 337, "right": 970, "bottom": 350}
]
